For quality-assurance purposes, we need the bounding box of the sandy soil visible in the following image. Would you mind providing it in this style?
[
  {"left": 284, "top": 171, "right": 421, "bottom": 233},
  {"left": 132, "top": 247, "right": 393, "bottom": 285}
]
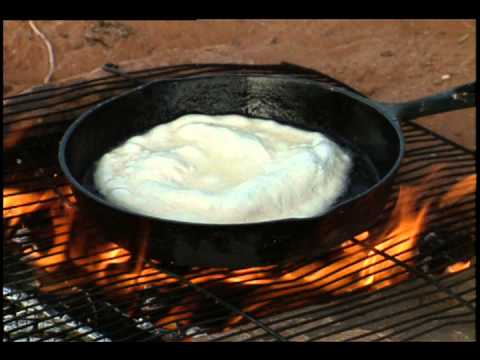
[{"left": 3, "top": 20, "right": 476, "bottom": 149}]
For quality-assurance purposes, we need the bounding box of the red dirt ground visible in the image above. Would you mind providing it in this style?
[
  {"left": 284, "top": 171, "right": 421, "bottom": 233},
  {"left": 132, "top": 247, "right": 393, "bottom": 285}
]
[{"left": 3, "top": 20, "right": 476, "bottom": 149}]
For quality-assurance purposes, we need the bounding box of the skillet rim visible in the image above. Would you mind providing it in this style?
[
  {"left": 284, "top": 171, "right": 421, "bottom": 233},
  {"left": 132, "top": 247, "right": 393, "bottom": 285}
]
[{"left": 58, "top": 73, "right": 405, "bottom": 227}]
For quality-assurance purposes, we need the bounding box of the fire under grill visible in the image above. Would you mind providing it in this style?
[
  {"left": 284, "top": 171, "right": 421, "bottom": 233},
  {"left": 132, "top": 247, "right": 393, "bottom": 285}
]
[{"left": 3, "top": 63, "right": 476, "bottom": 342}]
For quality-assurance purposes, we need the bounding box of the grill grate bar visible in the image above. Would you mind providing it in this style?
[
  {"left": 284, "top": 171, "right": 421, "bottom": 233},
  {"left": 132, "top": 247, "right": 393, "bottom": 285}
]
[
  {"left": 295, "top": 280, "right": 475, "bottom": 341},
  {"left": 394, "top": 169, "right": 475, "bottom": 187},
  {"left": 3, "top": 286, "right": 111, "bottom": 342},
  {"left": 4, "top": 219, "right": 470, "bottom": 323},
  {"left": 8, "top": 296, "right": 166, "bottom": 342},
  {"left": 5, "top": 287, "right": 178, "bottom": 341},
  {"left": 3, "top": 63, "right": 348, "bottom": 126},
  {"left": 4, "top": 85, "right": 135, "bottom": 120},
  {"left": 194, "top": 256, "right": 475, "bottom": 341},
  {"left": 207, "top": 264, "right": 475, "bottom": 341},
  {"left": 139, "top": 267, "right": 475, "bottom": 341},
  {"left": 3, "top": 210, "right": 474, "bottom": 332},
  {"left": 149, "top": 265, "right": 288, "bottom": 342},
  {"left": 3, "top": 63, "right": 475, "bottom": 342},
  {"left": 404, "top": 121, "right": 476, "bottom": 156},
  {"left": 3, "top": 63, "right": 218, "bottom": 103},
  {"left": 4, "top": 99, "right": 108, "bottom": 127},
  {"left": 399, "top": 159, "right": 475, "bottom": 173},
  {"left": 404, "top": 144, "right": 464, "bottom": 156},
  {"left": 365, "top": 312, "right": 475, "bottom": 342},
  {"left": 304, "top": 295, "right": 474, "bottom": 342},
  {"left": 3, "top": 208, "right": 476, "bottom": 330},
  {"left": 404, "top": 136, "right": 437, "bottom": 144},
  {"left": 350, "top": 238, "right": 475, "bottom": 313},
  {"left": 400, "top": 319, "right": 476, "bottom": 342},
  {"left": 194, "top": 273, "right": 475, "bottom": 341}
]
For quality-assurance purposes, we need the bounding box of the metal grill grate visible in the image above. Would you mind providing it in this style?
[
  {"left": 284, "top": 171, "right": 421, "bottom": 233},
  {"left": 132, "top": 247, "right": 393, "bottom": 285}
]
[{"left": 3, "top": 63, "right": 476, "bottom": 342}]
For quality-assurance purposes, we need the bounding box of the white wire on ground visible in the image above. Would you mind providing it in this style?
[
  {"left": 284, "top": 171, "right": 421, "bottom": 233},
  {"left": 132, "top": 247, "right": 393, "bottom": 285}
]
[{"left": 28, "top": 20, "right": 55, "bottom": 84}]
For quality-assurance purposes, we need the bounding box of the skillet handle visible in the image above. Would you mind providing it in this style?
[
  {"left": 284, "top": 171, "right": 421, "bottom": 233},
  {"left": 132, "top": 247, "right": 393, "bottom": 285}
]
[{"left": 378, "top": 82, "right": 476, "bottom": 122}]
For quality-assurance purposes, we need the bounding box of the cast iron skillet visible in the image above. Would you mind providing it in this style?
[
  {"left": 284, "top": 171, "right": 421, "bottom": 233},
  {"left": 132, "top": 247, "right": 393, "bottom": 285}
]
[{"left": 59, "top": 72, "right": 475, "bottom": 268}]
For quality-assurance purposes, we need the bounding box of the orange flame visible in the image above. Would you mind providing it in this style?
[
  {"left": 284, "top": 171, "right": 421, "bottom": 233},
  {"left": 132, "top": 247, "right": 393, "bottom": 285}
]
[
  {"left": 3, "top": 167, "right": 476, "bottom": 332},
  {"left": 439, "top": 174, "right": 476, "bottom": 208},
  {"left": 446, "top": 260, "right": 472, "bottom": 274},
  {"left": 359, "top": 185, "right": 432, "bottom": 290}
]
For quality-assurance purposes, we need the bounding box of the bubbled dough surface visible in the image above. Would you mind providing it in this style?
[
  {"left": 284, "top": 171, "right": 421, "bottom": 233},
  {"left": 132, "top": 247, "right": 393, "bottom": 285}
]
[{"left": 94, "top": 114, "right": 352, "bottom": 224}]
